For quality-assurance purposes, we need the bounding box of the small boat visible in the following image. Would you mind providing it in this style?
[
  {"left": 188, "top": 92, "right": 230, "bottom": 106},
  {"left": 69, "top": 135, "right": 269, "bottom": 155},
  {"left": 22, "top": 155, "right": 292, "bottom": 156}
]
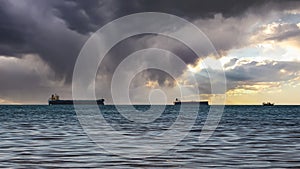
[
  {"left": 262, "top": 102, "right": 274, "bottom": 106},
  {"left": 173, "top": 98, "right": 209, "bottom": 105},
  {"left": 48, "top": 94, "right": 105, "bottom": 105}
]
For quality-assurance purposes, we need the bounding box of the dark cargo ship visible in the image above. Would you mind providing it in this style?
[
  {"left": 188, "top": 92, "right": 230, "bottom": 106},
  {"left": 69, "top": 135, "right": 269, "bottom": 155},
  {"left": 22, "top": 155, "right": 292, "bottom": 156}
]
[
  {"left": 173, "top": 98, "right": 209, "bottom": 105},
  {"left": 48, "top": 94, "right": 104, "bottom": 105},
  {"left": 262, "top": 102, "right": 274, "bottom": 106}
]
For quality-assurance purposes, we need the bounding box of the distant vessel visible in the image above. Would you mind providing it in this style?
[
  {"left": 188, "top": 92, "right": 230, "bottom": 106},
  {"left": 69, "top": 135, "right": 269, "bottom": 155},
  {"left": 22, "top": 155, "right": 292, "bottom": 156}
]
[
  {"left": 262, "top": 102, "right": 274, "bottom": 106},
  {"left": 48, "top": 94, "right": 104, "bottom": 105},
  {"left": 173, "top": 98, "right": 209, "bottom": 105}
]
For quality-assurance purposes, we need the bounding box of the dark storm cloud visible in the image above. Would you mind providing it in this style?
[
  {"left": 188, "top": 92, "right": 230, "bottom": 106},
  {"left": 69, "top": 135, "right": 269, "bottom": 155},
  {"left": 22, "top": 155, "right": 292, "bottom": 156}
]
[
  {"left": 0, "top": 4, "right": 32, "bottom": 55},
  {"left": 51, "top": 0, "right": 300, "bottom": 85},
  {"left": 0, "top": 55, "right": 71, "bottom": 103},
  {"left": 1, "top": 0, "right": 300, "bottom": 103},
  {"left": 53, "top": 0, "right": 284, "bottom": 34},
  {"left": 97, "top": 34, "right": 198, "bottom": 85},
  {"left": 0, "top": 0, "right": 299, "bottom": 81},
  {"left": 0, "top": 0, "right": 87, "bottom": 82}
]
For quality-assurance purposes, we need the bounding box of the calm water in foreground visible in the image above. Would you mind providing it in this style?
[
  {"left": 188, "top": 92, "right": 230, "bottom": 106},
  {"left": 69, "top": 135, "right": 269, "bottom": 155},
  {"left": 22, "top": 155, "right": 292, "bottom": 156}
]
[{"left": 0, "top": 105, "right": 300, "bottom": 168}]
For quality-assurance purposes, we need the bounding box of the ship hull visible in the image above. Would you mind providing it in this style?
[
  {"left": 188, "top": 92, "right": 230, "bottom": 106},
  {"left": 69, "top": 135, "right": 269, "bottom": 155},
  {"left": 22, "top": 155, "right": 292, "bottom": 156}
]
[
  {"left": 262, "top": 104, "right": 274, "bottom": 106},
  {"left": 174, "top": 101, "right": 209, "bottom": 105},
  {"left": 48, "top": 99, "right": 104, "bottom": 105}
]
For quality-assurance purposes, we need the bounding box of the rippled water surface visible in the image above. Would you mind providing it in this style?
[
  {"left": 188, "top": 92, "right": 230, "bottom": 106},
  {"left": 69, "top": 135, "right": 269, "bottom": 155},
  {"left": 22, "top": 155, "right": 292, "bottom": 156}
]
[{"left": 1, "top": 105, "right": 300, "bottom": 168}]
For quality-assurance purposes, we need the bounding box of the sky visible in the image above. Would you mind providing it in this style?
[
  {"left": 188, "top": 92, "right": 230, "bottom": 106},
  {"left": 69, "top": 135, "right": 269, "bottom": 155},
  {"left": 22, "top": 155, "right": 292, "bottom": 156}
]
[{"left": 0, "top": 0, "right": 300, "bottom": 105}]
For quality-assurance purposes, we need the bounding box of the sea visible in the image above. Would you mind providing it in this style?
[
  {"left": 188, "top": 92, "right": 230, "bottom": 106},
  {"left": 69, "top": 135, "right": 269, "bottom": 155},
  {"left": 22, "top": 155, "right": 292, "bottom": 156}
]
[{"left": 0, "top": 105, "right": 300, "bottom": 168}]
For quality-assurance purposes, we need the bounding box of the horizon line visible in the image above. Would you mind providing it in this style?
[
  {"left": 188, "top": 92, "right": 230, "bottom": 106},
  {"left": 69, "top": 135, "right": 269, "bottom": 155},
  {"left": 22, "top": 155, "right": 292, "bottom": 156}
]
[{"left": 1, "top": 103, "right": 300, "bottom": 106}]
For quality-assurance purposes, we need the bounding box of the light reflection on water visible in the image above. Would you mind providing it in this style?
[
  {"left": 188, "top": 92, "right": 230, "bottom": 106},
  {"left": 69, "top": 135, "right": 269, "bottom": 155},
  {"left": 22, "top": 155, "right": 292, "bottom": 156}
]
[{"left": 0, "top": 105, "right": 300, "bottom": 168}]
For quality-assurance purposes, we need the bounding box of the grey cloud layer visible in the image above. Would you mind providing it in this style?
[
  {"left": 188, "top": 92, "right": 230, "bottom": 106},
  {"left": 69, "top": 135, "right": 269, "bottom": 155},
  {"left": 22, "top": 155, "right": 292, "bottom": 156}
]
[
  {"left": 0, "top": 0, "right": 87, "bottom": 83},
  {"left": 225, "top": 60, "right": 300, "bottom": 82},
  {"left": 265, "top": 23, "right": 300, "bottom": 41},
  {"left": 188, "top": 59, "right": 300, "bottom": 95},
  {"left": 0, "top": 0, "right": 299, "bottom": 78},
  {"left": 0, "top": 0, "right": 300, "bottom": 103},
  {"left": 54, "top": 0, "right": 272, "bottom": 34}
]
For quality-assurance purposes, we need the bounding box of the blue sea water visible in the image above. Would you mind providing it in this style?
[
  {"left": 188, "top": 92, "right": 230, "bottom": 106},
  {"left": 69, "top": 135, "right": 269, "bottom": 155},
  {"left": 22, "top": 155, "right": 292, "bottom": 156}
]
[{"left": 0, "top": 105, "right": 300, "bottom": 168}]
